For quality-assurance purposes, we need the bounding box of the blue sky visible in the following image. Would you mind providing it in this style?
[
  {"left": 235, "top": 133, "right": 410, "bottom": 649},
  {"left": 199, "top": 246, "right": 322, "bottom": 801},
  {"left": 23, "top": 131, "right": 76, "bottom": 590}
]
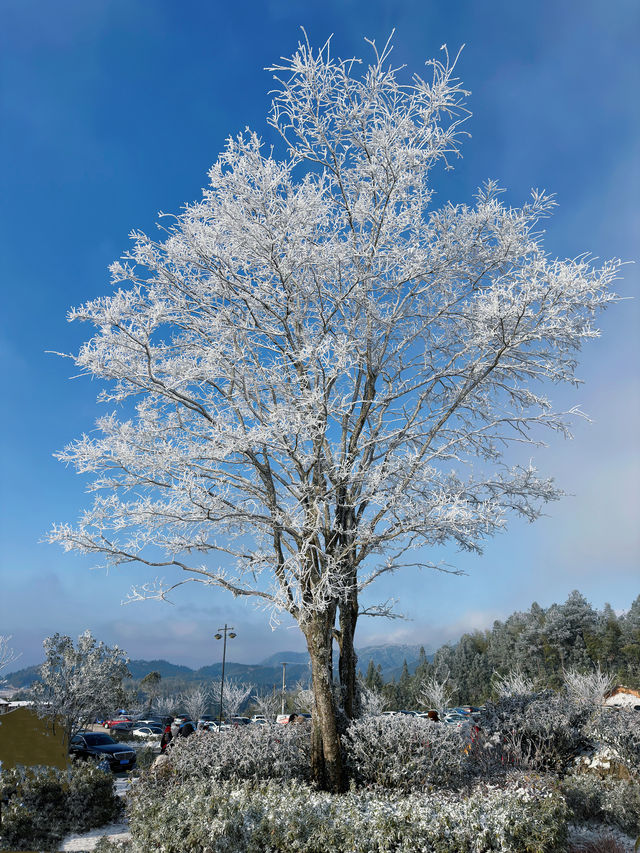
[{"left": 1, "top": 0, "right": 638, "bottom": 670}]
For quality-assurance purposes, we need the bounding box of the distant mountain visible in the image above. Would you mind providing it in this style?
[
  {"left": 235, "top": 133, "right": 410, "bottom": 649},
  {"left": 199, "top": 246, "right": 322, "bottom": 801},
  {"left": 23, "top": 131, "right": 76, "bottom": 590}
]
[
  {"left": 1, "top": 664, "right": 41, "bottom": 689},
  {"left": 4, "top": 643, "right": 433, "bottom": 691},
  {"left": 127, "top": 659, "right": 195, "bottom": 680},
  {"left": 356, "top": 644, "right": 431, "bottom": 680}
]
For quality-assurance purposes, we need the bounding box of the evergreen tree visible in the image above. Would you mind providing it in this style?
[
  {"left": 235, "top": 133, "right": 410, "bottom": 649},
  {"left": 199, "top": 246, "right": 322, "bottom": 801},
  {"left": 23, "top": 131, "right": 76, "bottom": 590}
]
[
  {"left": 397, "top": 660, "right": 412, "bottom": 707},
  {"left": 363, "top": 660, "right": 384, "bottom": 692}
]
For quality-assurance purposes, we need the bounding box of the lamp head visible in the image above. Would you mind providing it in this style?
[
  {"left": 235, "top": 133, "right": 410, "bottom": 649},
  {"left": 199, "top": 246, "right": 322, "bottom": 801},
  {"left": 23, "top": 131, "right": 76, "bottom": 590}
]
[
  {"left": 229, "top": 632, "right": 237, "bottom": 639},
  {"left": 214, "top": 633, "right": 222, "bottom": 640}
]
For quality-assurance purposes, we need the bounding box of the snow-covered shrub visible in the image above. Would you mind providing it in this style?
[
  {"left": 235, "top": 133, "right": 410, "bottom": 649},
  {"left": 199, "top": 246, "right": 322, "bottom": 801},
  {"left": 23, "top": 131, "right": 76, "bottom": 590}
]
[
  {"left": 0, "top": 762, "right": 120, "bottom": 851},
  {"left": 418, "top": 672, "right": 456, "bottom": 715},
  {"left": 561, "top": 773, "right": 640, "bottom": 837},
  {"left": 162, "top": 723, "right": 310, "bottom": 784},
  {"left": 343, "top": 714, "right": 476, "bottom": 790},
  {"left": 585, "top": 709, "right": 640, "bottom": 774},
  {"left": 563, "top": 665, "right": 614, "bottom": 708},
  {"left": 123, "top": 774, "right": 567, "bottom": 853},
  {"left": 480, "top": 691, "right": 590, "bottom": 772},
  {"left": 493, "top": 667, "right": 536, "bottom": 698}
]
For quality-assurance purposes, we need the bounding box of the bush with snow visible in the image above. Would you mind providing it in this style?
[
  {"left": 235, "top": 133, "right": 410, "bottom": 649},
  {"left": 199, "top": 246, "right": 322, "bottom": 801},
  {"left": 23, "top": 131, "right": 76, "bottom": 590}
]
[
  {"left": 480, "top": 691, "right": 591, "bottom": 772},
  {"left": 0, "top": 762, "right": 121, "bottom": 851},
  {"left": 343, "top": 713, "right": 479, "bottom": 790},
  {"left": 584, "top": 708, "right": 640, "bottom": 775},
  {"left": 561, "top": 773, "right": 640, "bottom": 838},
  {"left": 121, "top": 773, "right": 567, "bottom": 853},
  {"left": 161, "top": 723, "right": 310, "bottom": 784}
]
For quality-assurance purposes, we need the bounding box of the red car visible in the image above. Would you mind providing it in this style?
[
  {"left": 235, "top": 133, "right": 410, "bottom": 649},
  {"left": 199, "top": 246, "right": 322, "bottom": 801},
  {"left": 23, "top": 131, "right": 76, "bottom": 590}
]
[{"left": 104, "top": 716, "right": 134, "bottom": 731}]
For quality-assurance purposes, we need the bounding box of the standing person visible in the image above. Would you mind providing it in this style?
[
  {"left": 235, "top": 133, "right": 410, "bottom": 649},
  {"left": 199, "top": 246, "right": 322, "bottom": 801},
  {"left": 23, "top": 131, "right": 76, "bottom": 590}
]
[
  {"left": 160, "top": 722, "right": 173, "bottom": 753},
  {"left": 179, "top": 719, "right": 196, "bottom": 737}
]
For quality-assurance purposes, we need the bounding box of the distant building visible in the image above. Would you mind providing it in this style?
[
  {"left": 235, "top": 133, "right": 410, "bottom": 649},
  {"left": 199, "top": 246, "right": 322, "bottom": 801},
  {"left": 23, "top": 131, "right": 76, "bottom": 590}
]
[
  {"left": 0, "top": 705, "right": 67, "bottom": 769},
  {"left": 604, "top": 686, "right": 640, "bottom": 709}
]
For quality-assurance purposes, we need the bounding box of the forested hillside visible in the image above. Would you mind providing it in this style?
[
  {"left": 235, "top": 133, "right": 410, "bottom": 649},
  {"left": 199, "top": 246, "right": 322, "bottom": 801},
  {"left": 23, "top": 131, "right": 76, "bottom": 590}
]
[{"left": 365, "top": 591, "right": 640, "bottom": 708}]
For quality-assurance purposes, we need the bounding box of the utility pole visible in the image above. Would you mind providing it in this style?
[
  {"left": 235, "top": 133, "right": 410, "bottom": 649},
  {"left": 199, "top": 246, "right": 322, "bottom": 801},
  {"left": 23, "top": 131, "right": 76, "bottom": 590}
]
[
  {"left": 214, "top": 625, "right": 236, "bottom": 727},
  {"left": 280, "top": 661, "right": 288, "bottom": 715}
]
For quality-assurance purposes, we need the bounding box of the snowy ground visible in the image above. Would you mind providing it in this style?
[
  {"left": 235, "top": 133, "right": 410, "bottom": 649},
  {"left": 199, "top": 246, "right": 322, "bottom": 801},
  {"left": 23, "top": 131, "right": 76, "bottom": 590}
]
[
  {"left": 568, "top": 822, "right": 637, "bottom": 852},
  {"left": 59, "top": 821, "right": 131, "bottom": 851}
]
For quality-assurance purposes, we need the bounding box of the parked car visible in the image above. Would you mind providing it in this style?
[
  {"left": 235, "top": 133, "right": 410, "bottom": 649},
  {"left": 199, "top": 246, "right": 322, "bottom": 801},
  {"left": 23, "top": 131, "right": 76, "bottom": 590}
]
[
  {"left": 69, "top": 732, "right": 137, "bottom": 771},
  {"left": 104, "top": 716, "right": 134, "bottom": 730},
  {"left": 132, "top": 725, "right": 163, "bottom": 738},
  {"left": 109, "top": 721, "right": 135, "bottom": 732},
  {"left": 197, "top": 715, "right": 218, "bottom": 728},
  {"left": 230, "top": 716, "right": 251, "bottom": 726},
  {"left": 443, "top": 713, "right": 471, "bottom": 729}
]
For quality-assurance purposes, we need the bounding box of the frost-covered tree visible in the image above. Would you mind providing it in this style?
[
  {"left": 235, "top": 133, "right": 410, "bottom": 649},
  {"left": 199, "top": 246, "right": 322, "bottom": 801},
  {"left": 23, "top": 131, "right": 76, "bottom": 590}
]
[
  {"left": 359, "top": 681, "right": 387, "bottom": 716},
  {"left": 216, "top": 679, "right": 253, "bottom": 718},
  {"left": 0, "top": 635, "right": 20, "bottom": 684},
  {"left": 140, "top": 670, "right": 161, "bottom": 714},
  {"left": 180, "top": 684, "right": 210, "bottom": 721},
  {"left": 50, "top": 35, "right": 620, "bottom": 790},
  {"left": 251, "top": 687, "right": 282, "bottom": 721},
  {"left": 563, "top": 664, "right": 613, "bottom": 707},
  {"left": 492, "top": 667, "right": 535, "bottom": 698},
  {"left": 293, "top": 680, "right": 315, "bottom": 714},
  {"left": 32, "top": 631, "right": 130, "bottom": 746},
  {"left": 419, "top": 672, "right": 455, "bottom": 715},
  {"left": 153, "top": 692, "right": 181, "bottom": 718}
]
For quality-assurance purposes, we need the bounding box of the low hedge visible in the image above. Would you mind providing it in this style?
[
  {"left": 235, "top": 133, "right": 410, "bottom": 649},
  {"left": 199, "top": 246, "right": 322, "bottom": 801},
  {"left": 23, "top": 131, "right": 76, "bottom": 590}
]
[
  {"left": 0, "top": 762, "right": 121, "bottom": 852},
  {"left": 123, "top": 773, "right": 568, "bottom": 853}
]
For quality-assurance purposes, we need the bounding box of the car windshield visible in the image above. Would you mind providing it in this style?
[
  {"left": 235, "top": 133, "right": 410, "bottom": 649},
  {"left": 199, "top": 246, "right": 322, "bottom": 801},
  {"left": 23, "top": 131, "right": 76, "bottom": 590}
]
[{"left": 83, "top": 733, "right": 116, "bottom": 745}]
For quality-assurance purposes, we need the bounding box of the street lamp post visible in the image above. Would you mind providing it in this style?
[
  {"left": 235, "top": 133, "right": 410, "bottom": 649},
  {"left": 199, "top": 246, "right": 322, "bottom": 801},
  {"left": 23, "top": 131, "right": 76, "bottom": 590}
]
[
  {"left": 280, "top": 661, "right": 288, "bottom": 715},
  {"left": 214, "top": 625, "right": 236, "bottom": 727}
]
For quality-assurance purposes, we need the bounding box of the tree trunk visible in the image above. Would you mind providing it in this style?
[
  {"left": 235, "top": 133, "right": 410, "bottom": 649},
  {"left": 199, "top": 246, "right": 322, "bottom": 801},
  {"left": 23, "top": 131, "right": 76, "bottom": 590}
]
[
  {"left": 338, "top": 594, "right": 359, "bottom": 719},
  {"left": 304, "top": 611, "right": 346, "bottom": 793}
]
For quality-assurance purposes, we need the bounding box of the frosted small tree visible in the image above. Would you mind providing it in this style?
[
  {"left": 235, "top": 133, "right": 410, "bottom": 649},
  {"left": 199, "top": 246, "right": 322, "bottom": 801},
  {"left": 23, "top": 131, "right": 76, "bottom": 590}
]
[
  {"left": 419, "top": 673, "right": 455, "bottom": 716},
  {"left": 217, "top": 680, "right": 253, "bottom": 718},
  {"left": 50, "top": 34, "right": 620, "bottom": 790},
  {"left": 140, "top": 670, "right": 161, "bottom": 714},
  {"left": 252, "top": 687, "right": 283, "bottom": 720},
  {"left": 294, "top": 680, "right": 315, "bottom": 714},
  {"left": 0, "top": 635, "right": 20, "bottom": 685},
  {"left": 492, "top": 667, "right": 536, "bottom": 698},
  {"left": 32, "top": 631, "right": 130, "bottom": 746},
  {"left": 563, "top": 664, "right": 614, "bottom": 707},
  {"left": 153, "top": 692, "right": 181, "bottom": 718},
  {"left": 359, "top": 681, "right": 387, "bottom": 716},
  {"left": 180, "top": 684, "right": 210, "bottom": 721}
]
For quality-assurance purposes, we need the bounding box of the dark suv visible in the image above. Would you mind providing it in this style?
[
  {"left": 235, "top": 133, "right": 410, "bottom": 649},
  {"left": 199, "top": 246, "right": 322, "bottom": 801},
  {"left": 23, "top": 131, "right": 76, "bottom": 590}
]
[{"left": 69, "top": 731, "right": 137, "bottom": 771}]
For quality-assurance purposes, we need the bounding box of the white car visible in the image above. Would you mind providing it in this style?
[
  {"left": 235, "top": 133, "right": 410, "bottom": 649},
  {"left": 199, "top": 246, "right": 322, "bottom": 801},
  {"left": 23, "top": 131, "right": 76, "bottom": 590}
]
[{"left": 132, "top": 725, "right": 163, "bottom": 738}]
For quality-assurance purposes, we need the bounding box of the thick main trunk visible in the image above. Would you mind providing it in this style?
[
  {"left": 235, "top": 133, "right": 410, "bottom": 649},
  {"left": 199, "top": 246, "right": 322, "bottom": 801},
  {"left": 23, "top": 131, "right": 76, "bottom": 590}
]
[
  {"left": 304, "top": 612, "right": 346, "bottom": 793},
  {"left": 338, "top": 595, "right": 359, "bottom": 719}
]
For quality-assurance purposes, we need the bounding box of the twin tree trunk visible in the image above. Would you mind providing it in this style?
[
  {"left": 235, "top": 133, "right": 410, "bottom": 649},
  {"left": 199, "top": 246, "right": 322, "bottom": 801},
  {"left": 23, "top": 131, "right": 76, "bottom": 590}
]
[
  {"left": 304, "top": 608, "right": 347, "bottom": 793},
  {"left": 303, "top": 594, "right": 359, "bottom": 793}
]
